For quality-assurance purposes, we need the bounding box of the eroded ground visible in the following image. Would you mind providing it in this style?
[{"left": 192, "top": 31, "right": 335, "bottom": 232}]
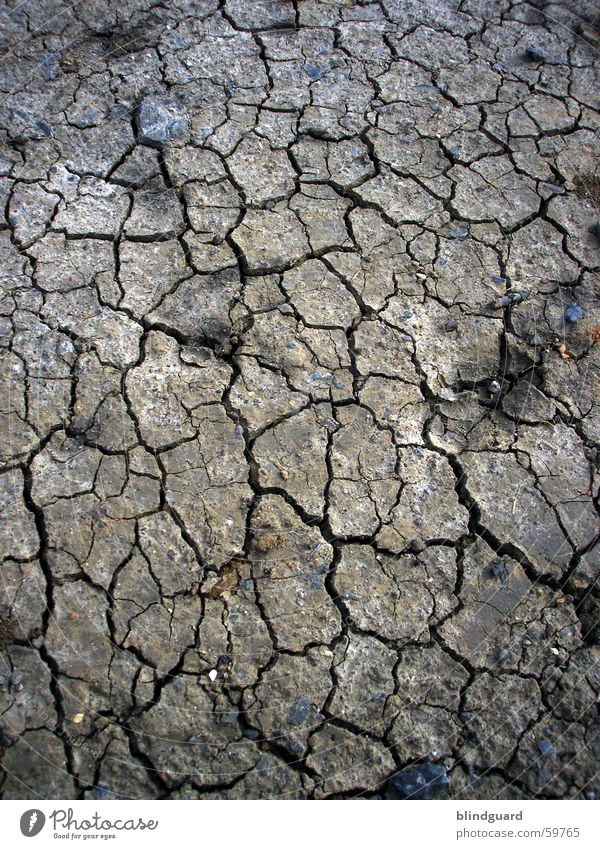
[{"left": 1, "top": 0, "right": 599, "bottom": 800}]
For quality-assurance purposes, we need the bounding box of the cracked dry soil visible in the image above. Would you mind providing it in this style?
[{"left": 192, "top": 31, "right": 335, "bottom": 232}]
[{"left": 0, "top": 0, "right": 599, "bottom": 801}]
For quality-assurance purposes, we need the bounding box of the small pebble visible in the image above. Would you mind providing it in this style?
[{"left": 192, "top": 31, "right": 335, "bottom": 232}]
[
  {"left": 217, "top": 711, "right": 238, "bottom": 725},
  {"left": 208, "top": 669, "right": 218, "bottom": 682},
  {"left": 287, "top": 697, "right": 310, "bottom": 727},
  {"left": 444, "top": 318, "right": 458, "bottom": 332},
  {"left": 491, "top": 560, "right": 508, "bottom": 582},
  {"left": 305, "top": 64, "right": 328, "bottom": 80},
  {"left": 565, "top": 302, "right": 583, "bottom": 323},
  {"left": 389, "top": 763, "right": 450, "bottom": 799},
  {"left": 137, "top": 95, "right": 189, "bottom": 146},
  {"left": 488, "top": 379, "right": 501, "bottom": 395},
  {"left": 537, "top": 739, "right": 555, "bottom": 756},
  {"left": 525, "top": 45, "right": 546, "bottom": 62},
  {"left": 496, "top": 290, "right": 529, "bottom": 308},
  {"left": 543, "top": 183, "right": 564, "bottom": 195}
]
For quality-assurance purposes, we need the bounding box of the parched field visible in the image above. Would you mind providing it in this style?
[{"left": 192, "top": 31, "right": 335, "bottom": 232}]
[{"left": 0, "top": 0, "right": 599, "bottom": 800}]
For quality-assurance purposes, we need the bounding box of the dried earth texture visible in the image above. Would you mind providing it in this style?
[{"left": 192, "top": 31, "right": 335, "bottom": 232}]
[{"left": 0, "top": 0, "right": 599, "bottom": 802}]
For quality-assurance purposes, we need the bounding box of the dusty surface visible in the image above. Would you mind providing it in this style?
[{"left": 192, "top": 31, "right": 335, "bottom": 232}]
[{"left": 0, "top": 0, "right": 599, "bottom": 800}]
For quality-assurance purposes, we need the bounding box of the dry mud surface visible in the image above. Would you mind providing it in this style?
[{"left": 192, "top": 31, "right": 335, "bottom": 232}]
[{"left": 0, "top": 0, "right": 599, "bottom": 800}]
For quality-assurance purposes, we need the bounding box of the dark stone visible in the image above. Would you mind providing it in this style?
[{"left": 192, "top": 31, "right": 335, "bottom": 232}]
[
  {"left": 389, "top": 763, "right": 450, "bottom": 799},
  {"left": 496, "top": 290, "right": 529, "bottom": 308},
  {"left": 408, "top": 539, "right": 426, "bottom": 554},
  {"left": 35, "top": 120, "right": 52, "bottom": 138},
  {"left": 305, "top": 64, "right": 328, "bottom": 80},
  {"left": 537, "top": 738, "right": 555, "bottom": 756},
  {"left": 444, "top": 318, "right": 459, "bottom": 332},
  {"left": 287, "top": 696, "right": 310, "bottom": 727},
  {"left": 525, "top": 46, "right": 546, "bottom": 62},
  {"left": 564, "top": 302, "right": 583, "bottom": 323},
  {"left": 216, "top": 710, "right": 238, "bottom": 725},
  {"left": 491, "top": 560, "right": 508, "bottom": 583}
]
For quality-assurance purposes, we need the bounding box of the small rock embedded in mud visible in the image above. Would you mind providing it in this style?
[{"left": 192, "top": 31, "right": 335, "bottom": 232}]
[
  {"left": 408, "top": 538, "right": 426, "bottom": 554},
  {"left": 543, "top": 183, "right": 564, "bottom": 195},
  {"left": 488, "top": 380, "right": 501, "bottom": 396},
  {"left": 137, "top": 96, "right": 189, "bottom": 146},
  {"left": 287, "top": 697, "right": 311, "bottom": 726},
  {"left": 537, "top": 739, "right": 555, "bottom": 756},
  {"left": 564, "top": 302, "right": 583, "bottom": 323},
  {"left": 525, "top": 45, "right": 546, "bottom": 62},
  {"left": 444, "top": 318, "right": 459, "bottom": 332},
  {"left": 304, "top": 64, "right": 328, "bottom": 80},
  {"left": 389, "top": 763, "right": 450, "bottom": 799},
  {"left": 496, "top": 290, "right": 529, "bottom": 308},
  {"left": 448, "top": 224, "right": 469, "bottom": 239},
  {"left": 491, "top": 560, "right": 508, "bottom": 582}
]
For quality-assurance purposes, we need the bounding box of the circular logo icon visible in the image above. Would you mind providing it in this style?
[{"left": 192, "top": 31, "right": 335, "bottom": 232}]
[{"left": 20, "top": 810, "right": 46, "bottom": 837}]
